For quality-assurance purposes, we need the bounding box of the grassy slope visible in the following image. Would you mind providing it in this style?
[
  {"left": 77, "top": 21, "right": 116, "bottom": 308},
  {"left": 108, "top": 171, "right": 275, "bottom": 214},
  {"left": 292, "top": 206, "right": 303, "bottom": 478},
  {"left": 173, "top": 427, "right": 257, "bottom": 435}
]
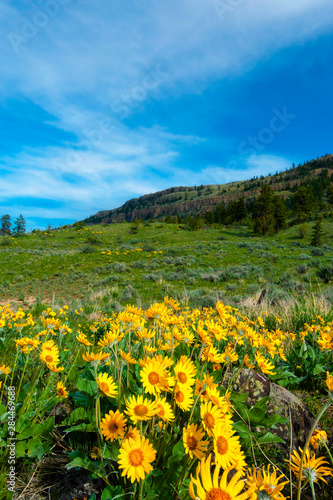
[{"left": 0, "top": 219, "right": 332, "bottom": 330}]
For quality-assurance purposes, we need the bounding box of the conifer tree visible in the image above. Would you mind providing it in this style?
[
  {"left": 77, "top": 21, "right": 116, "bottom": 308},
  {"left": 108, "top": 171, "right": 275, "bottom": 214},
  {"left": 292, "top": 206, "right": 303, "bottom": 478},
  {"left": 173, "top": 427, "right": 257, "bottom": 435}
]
[
  {"left": 311, "top": 216, "right": 324, "bottom": 247},
  {"left": 292, "top": 186, "right": 314, "bottom": 222},
  {"left": 13, "top": 215, "right": 26, "bottom": 235},
  {"left": 273, "top": 195, "right": 287, "bottom": 233},
  {"left": 1, "top": 214, "right": 11, "bottom": 235},
  {"left": 252, "top": 185, "right": 275, "bottom": 236},
  {"left": 327, "top": 184, "right": 333, "bottom": 206}
]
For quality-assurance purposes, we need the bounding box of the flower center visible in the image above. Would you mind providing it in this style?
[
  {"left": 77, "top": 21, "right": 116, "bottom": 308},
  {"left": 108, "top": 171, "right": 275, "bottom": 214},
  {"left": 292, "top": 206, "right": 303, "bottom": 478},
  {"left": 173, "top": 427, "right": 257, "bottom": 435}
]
[
  {"left": 100, "top": 382, "right": 110, "bottom": 393},
  {"left": 45, "top": 355, "right": 53, "bottom": 363},
  {"left": 129, "top": 449, "right": 144, "bottom": 467},
  {"left": 126, "top": 432, "right": 135, "bottom": 440},
  {"left": 216, "top": 436, "right": 228, "bottom": 455},
  {"left": 187, "top": 436, "right": 197, "bottom": 450},
  {"left": 204, "top": 413, "right": 215, "bottom": 429},
  {"left": 177, "top": 372, "right": 188, "bottom": 384},
  {"left": 134, "top": 404, "right": 148, "bottom": 417},
  {"left": 176, "top": 391, "right": 185, "bottom": 402},
  {"left": 206, "top": 488, "right": 231, "bottom": 500},
  {"left": 108, "top": 422, "right": 118, "bottom": 432},
  {"left": 157, "top": 404, "right": 165, "bottom": 416},
  {"left": 58, "top": 389, "right": 65, "bottom": 396},
  {"left": 148, "top": 371, "right": 160, "bottom": 385}
]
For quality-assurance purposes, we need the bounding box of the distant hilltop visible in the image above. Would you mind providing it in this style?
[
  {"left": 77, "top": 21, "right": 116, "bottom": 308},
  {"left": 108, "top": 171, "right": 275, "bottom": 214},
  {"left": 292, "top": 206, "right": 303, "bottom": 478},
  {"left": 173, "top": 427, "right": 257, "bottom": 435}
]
[{"left": 82, "top": 154, "right": 333, "bottom": 225}]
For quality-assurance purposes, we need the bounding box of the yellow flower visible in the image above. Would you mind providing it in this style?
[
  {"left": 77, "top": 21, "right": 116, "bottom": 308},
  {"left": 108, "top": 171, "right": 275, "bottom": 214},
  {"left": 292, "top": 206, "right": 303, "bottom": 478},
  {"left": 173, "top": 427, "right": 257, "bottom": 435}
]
[
  {"left": 123, "top": 425, "right": 141, "bottom": 443},
  {"left": 56, "top": 382, "right": 68, "bottom": 399},
  {"left": 155, "top": 396, "right": 175, "bottom": 423},
  {"left": 255, "top": 352, "right": 276, "bottom": 375},
  {"left": 118, "top": 435, "right": 156, "bottom": 483},
  {"left": 200, "top": 401, "right": 227, "bottom": 437},
  {"left": 145, "top": 302, "right": 168, "bottom": 320},
  {"left": 0, "top": 364, "right": 11, "bottom": 375},
  {"left": 15, "top": 337, "right": 40, "bottom": 353},
  {"left": 174, "top": 384, "right": 194, "bottom": 412},
  {"left": 164, "top": 296, "right": 180, "bottom": 310},
  {"left": 195, "top": 374, "right": 218, "bottom": 399},
  {"left": 286, "top": 447, "right": 333, "bottom": 483},
  {"left": 90, "top": 446, "right": 100, "bottom": 459},
  {"left": 96, "top": 372, "right": 117, "bottom": 398},
  {"left": 310, "top": 429, "right": 328, "bottom": 450},
  {"left": 213, "top": 422, "right": 246, "bottom": 471},
  {"left": 140, "top": 358, "right": 168, "bottom": 395},
  {"left": 326, "top": 371, "right": 333, "bottom": 395},
  {"left": 125, "top": 395, "right": 157, "bottom": 424},
  {"left": 243, "top": 354, "right": 255, "bottom": 369},
  {"left": 82, "top": 351, "right": 109, "bottom": 363},
  {"left": 221, "top": 347, "right": 239, "bottom": 364},
  {"left": 47, "top": 363, "right": 64, "bottom": 372},
  {"left": 246, "top": 465, "right": 288, "bottom": 500},
  {"left": 40, "top": 350, "right": 60, "bottom": 366},
  {"left": 174, "top": 356, "right": 197, "bottom": 388},
  {"left": 189, "top": 454, "right": 253, "bottom": 500},
  {"left": 183, "top": 424, "right": 209, "bottom": 460},
  {"left": 119, "top": 349, "right": 137, "bottom": 364},
  {"left": 100, "top": 410, "right": 127, "bottom": 441},
  {"left": 76, "top": 332, "right": 93, "bottom": 346}
]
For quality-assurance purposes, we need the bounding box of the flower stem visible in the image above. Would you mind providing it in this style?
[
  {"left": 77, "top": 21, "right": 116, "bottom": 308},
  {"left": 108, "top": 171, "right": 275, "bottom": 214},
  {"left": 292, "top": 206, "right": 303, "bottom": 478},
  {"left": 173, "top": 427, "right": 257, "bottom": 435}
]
[
  {"left": 309, "top": 478, "right": 316, "bottom": 500},
  {"left": 296, "top": 400, "right": 331, "bottom": 500},
  {"left": 323, "top": 441, "right": 333, "bottom": 468}
]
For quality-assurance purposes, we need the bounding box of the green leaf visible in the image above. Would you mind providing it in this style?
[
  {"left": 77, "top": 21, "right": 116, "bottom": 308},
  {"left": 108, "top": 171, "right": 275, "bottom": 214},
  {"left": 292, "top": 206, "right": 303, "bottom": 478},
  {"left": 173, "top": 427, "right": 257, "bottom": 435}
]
[
  {"left": 257, "top": 432, "right": 285, "bottom": 444},
  {"left": 233, "top": 421, "right": 252, "bottom": 441},
  {"left": 63, "top": 407, "right": 88, "bottom": 425},
  {"left": 75, "top": 377, "right": 97, "bottom": 396},
  {"left": 66, "top": 457, "right": 104, "bottom": 478},
  {"left": 15, "top": 440, "right": 28, "bottom": 457},
  {"left": 65, "top": 423, "right": 96, "bottom": 433},
  {"left": 172, "top": 440, "right": 185, "bottom": 456},
  {"left": 263, "top": 414, "right": 288, "bottom": 427},
  {"left": 101, "top": 485, "right": 123, "bottom": 500},
  {"left": 73, "top": 391, "right": 93, "bottom": 406},
  {"left": 17, "top": 416, "right": 54, "bottom": 440},
  {"left": 313, "top": 364, "right": 325, "bottom": 376}
]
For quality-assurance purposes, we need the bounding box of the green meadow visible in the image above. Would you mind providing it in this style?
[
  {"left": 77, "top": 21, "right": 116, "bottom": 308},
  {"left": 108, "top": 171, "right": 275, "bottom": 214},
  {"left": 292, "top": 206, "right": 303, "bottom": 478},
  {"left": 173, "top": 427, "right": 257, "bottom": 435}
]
[{"left": 1, "top": 219, "right": 333, "bottom": 330}]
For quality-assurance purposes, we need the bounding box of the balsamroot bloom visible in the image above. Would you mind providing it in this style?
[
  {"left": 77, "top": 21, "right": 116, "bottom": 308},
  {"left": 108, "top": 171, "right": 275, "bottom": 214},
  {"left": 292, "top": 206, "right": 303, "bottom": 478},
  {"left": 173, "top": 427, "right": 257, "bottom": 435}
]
[
  {"left": 100, "top": 410, "right": 127, "bottom": 441},
  {"left": 56, "top": 381, "right": 68, "bottom": 399},
  {"left": 183, "top": 423, "right": 209, "bottom": 460},
  {"left": 246, "top": 465, "right": 288, "bottom": 500},
  {"left": 189, "top": 454, "right": 253, "bottom": 500},
  {"left": 286, "top": 447, "right": 333, "bottom": 484},
  {"left": 96, "top": 372, "right": 117, "bottom": 398},
  {"left": 118, "top": 435, "right": 156, "bottom": 483}
]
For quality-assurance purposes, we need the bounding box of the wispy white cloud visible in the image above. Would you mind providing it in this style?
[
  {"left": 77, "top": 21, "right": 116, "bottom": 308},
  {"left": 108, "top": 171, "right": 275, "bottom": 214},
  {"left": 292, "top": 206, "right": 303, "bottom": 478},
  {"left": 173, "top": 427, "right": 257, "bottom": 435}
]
[{"left": 0, "top": 0, "right": 332, "bottom": 225}]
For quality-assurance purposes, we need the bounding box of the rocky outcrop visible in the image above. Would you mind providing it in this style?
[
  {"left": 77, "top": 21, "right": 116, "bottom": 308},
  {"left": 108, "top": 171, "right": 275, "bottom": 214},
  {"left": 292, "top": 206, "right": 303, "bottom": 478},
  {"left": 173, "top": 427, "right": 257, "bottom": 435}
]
[
  {"left": 81, "top": 157, "right": 333, "bottom": 225},
  {"left": 224, "top": 369, "right": 318, "bottom": 452}
]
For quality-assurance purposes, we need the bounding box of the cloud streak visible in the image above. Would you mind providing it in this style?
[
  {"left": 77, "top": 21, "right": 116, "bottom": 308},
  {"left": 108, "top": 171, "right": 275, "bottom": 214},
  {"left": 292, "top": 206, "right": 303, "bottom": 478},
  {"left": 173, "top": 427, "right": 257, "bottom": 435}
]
[{"left": 0, "top": 0, "right": 332, "bottom": 227}]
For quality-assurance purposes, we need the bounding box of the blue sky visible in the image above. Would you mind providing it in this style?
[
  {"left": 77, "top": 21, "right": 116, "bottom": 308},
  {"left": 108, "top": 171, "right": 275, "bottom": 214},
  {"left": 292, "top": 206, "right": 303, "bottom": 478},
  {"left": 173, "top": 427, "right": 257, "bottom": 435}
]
[{"left": 0, "top": 0, "right": 332, "bottom": 230}]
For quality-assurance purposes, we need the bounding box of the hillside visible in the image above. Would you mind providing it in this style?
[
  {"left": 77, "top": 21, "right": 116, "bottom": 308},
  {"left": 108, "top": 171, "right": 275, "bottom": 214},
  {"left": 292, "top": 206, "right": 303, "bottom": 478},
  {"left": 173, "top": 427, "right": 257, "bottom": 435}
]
[{"left": 83, "top": 154, "right": 333, "bottom": 224}]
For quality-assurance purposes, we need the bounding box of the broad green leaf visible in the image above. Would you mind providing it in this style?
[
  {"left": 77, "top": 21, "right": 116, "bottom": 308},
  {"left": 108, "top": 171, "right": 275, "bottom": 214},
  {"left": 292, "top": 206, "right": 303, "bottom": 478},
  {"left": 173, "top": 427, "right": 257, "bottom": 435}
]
[
  {"left": 63, "top": 407, "right": 88, "bottom": 425},
  {"left": 66, "top": 457, "right": 104, "bottom": 478},
  {"left": 257, "top": 432, "right": 285, "bottom": 444},
  {"left": 75, "top": 377, "right": 97, "bottom": 396},
  {"left": 313, "top": 364, "right": 325, "bottom": 376}
]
